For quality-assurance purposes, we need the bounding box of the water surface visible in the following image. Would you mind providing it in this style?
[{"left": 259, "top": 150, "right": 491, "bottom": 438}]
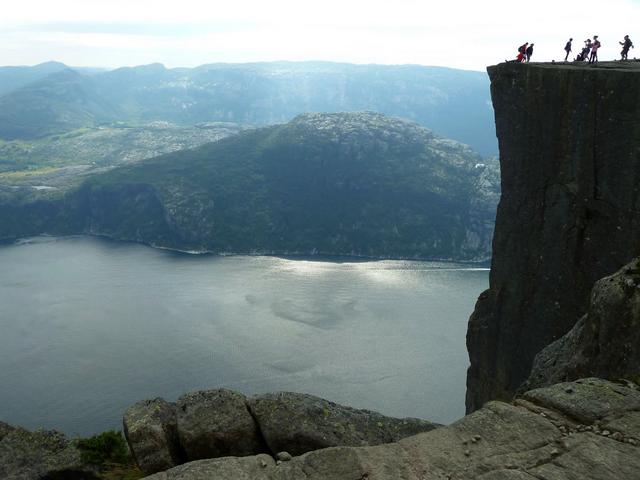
[{"left": 0, "top": 236, "right": 487, "bottom": 436}]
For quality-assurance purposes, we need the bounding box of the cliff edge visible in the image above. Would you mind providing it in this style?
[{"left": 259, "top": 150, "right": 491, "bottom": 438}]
[{"left": 466, "top": 61, "right": 640, "bottom": 412}]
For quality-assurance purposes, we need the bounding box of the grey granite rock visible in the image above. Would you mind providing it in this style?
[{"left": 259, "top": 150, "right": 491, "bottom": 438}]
[
  {"left": 176, "top": 389, "right": 266, "bottom": 460},
  {"left": 247, "top": 391, "right": 439, "bottom": 456},
  {"left": 141, "top": 379, "right": 640, "bottom": 480},
  {"left": 123, "top": 397, "right": 184, "bottom": 475},
  {"left": 0, "top": 421, "right": 16, "bottom": 442},
  {"left": 523, "top": 258, "right": 640, "bottom": 392},
  {"left": 143, "top": 454, "right": 276, "bottom": 480},
  {"left": 0, "top": 424, "right": 98, "bottom": 480},
  {"left": 521, "top": 378, "right": 640, "bottom": 424}
]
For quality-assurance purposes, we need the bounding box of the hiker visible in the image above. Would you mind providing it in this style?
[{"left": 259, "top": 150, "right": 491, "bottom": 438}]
[
  {"left": 517, "top": 43, "right": 528, "bottom": 62},
  {"left": 526, "top": 43, "right": 534, "bottom": 62},
  {"left": 620, "top": 35, "right": 634, "bottom": 60},
  {"left": 589, "top": 36, "right": 601, "bottom": 64},
  {"left": 577, "top": 39, "right": 592, "bottom": 62},
  {"left": 564, "top": 38, "right": 573, "bottom": 61}
]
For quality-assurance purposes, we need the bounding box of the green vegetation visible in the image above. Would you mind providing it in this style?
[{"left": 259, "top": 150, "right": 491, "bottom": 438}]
[
  {"left": 75, "top": 430, "right": 144, "bottom": 480},
  {"left": 76, "top": 430, "right": 130, "bottom": 465},
  {"left": 0, "top": 112, "right": 499, "bottom": 261}
]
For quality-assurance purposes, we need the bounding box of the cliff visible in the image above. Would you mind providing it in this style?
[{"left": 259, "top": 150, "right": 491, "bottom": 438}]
[{"left": 466, "top": 61, "right": 640, "bottom": 412}]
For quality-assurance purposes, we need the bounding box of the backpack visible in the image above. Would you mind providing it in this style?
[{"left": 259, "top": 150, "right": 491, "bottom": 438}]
[{"left": 518, "top": 45, "right": 526, "bottom": 54}]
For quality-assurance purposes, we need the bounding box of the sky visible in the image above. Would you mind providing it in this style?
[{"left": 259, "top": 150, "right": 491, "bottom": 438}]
[{"left": 2, "top": 0, "right": 640, "bottom": 72}]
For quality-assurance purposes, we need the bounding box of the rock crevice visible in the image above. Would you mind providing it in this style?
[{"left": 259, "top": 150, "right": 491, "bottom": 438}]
[{"left": 123, "top": 389, "right": 439, "bottom": 475}]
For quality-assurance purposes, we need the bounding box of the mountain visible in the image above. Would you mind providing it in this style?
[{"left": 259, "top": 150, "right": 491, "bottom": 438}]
[
  {"left": 0, "top": 61, "right": 69, "bottom": 96},
  {"left": 0, "top": 69, "right": 118, "bottom": 140},
  {"left": 0, "top": 62, "right": 496, "bottom": 155},
  {"left": 0, "top": 112, "right": 499, "bottom": 261}
]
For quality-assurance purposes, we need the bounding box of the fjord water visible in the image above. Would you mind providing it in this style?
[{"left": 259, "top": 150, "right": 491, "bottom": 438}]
[{"left": 0, "top": 236, "right": 488, "bottom": 436}]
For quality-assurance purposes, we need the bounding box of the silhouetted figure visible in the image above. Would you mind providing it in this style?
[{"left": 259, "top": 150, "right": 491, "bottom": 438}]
[
  {"left": 517, "top": 43, "right": 529, "bottom": 62},
  {"left": 526, "top": 44, "right": 534, "bottom": 62},
  {"left": 564, "top": 38, "right": 573, "bottom": 61},
  {"left": 589, "top": 36, "right": 601, "bottom": 64},
  {"left": 577, "top": 39, "right": 592, "bottom": 62},
  {"left": 620, "top": 35, "right": 634, "bottom": 60}
]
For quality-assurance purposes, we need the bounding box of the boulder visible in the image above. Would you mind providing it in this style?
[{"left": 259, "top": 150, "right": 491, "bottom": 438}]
[
  {"left": 520, "top": 378, "right": 640, "bottom": 424},
  {"left": 142, "top": 379, "right": 640, "bottom": 480},
  {"left": 247, "top": 391, "right": 439, "bottom": 456},
  {"left": 123, "top": 397, "right": 184, "bottom": 475},
  {"left": 0, "top": 424, "right": 98, "bottom": 480},
  {"left": 176, "top": 389, "right": 266, "bottom": 460},
  {"left": 523, "top": 258, "right": 640, "bottom": 392},
  {"left": 0, "top": 421, "right": 16, "bottom": 441}
]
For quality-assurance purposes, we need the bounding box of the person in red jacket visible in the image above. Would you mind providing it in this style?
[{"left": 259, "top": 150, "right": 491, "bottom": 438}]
[{"left": 517, "top": 43, "right": 528, "bottom": 62}]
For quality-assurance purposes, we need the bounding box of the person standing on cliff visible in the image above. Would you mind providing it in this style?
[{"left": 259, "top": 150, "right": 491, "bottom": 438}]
[
  {"left": 564, "top": 38, "right": 573, "bottom": 61},
  {"left": 517, "top": 42, "right": 528, "bottom": 62},
  {"left": 620, "top": 35, "right": 634, "bottom": 60},
  {"left": 589, "top": 36, "right": 601, "bottom": 64},
  {"left": 526, "top": 43, "right": 534, "bottom": 62}
]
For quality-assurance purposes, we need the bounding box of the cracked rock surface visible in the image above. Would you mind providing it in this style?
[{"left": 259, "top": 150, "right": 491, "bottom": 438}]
[
  {"left": 124, "top": 389, "right": 439, "bottom": 475},
  {"left": 143, "top": 378, "right": 640, "bottom": 480}
]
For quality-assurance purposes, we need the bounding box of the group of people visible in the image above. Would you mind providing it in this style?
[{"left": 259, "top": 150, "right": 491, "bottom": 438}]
[
  {"left": 516, "top": 43, "right": 534, "bottom": 62},
  {"left": 514, "top": 35, "right": 634, "bottom": 63},
  {"left": 565, "top": 36, "right": 602, "bottom": 63}
]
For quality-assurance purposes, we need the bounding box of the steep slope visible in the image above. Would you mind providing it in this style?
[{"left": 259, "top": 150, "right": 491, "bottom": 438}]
[
  {"left": 0, "top": 62, "right": 496, "bottom": 155},
  {"left": 466, "top": 62, "right": 640, "bottom": 412},
  {"left": 0, "top": 112, "right": 499, "bottom": 260}
]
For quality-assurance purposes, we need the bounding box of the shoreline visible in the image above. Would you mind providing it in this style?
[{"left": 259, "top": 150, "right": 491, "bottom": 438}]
[{"left": 2, "top": 233, "right": 492, "bottom": 267}]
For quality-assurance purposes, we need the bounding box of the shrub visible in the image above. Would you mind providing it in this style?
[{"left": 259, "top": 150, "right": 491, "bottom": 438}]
[{"left": 76, "top": 430, "right": 131, "bottom": 466}]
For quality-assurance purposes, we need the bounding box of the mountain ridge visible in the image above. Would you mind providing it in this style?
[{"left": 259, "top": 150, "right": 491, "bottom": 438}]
[{"left": 0, "top": 61, "right": 496, "bottom": 155}]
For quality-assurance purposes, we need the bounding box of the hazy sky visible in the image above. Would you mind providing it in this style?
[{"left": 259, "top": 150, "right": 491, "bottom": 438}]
[{"left": 2, "top": 0, "right": 640, "bottom": 71}]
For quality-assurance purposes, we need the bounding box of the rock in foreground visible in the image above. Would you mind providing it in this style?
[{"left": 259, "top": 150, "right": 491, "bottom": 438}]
[
  {"left": 144, "top": 378, "right": 640, "bottom": 480},
  {"left": 124, "top": 389, "right": 439, "bottom": 475},
  {"left": 523, "top": 257, "right": 640, "bottom": 391},
  {"left": 247, "top": 391, "right": 438, "bottom": 456},
  {"left": 123, "top": 398, "right": 185, "bottom": 474},
  {"left": 176, "top": 389, "right": 266, "bottom": 461},
  {"left": 0, "top": 424, "right": 98, "bottom": 480}
]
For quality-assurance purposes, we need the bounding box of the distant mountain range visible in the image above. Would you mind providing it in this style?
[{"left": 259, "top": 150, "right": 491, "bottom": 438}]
[
  {"left": 0, "top": 61, "right": 496, "bottom": 155},
  {"left": 0, "top": 113, "right": 499, "bottom": 261}
]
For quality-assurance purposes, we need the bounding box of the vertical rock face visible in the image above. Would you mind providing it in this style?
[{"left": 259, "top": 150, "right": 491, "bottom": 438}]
[
  {"left": 466, "top": 62, "right": 640, "bottom": 412},
  {"left": 522, "top": 257, "right": 640, "bottom": 391}
]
